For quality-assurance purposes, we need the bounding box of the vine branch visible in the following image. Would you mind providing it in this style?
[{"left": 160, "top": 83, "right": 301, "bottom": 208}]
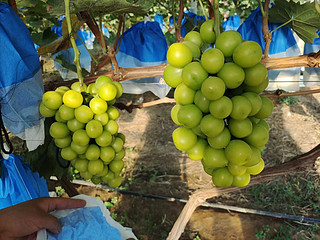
[
  {"left": 8, "top": 0, "right": 18, "bottom": 14},
  {"left": 64, "top": 0, "right": 84, "bottom": 87},
  {"left": 167, "top": 144, "right": 320, "bottom": 240},
  {"left": 262, "top": 0, "right": 271, "bottom": 59},
  {"left": 212, "top": 0, "right": 220, "bottom": 37},
  {"left": 176, "top": 0, "right": 184, "bottom": 42},
  {"left": 99, "top": 14, "right": 107, "bottom": 54},
  {"left": 79, "top": 11, "right": 106, "bottom": 50},
  {"left": 207, "top": 0, "right": 214, "bottom": 19},
  {"left": 113, "top": 15, "right": 125, "bottom": 52}
]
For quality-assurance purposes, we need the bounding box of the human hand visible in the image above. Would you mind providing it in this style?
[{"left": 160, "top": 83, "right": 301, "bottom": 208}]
[{"left": 0, "top": 197, "right": 86, "bottom": 240}]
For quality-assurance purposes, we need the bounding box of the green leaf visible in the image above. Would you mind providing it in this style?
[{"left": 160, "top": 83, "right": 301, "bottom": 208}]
[
  {"left": 47, "top": 0, "right": 150, "bottom": 16},
  {"left": 54, "top": 55, "right": 90, "bottom": 77},
  {"left": 16, "top": 0, "right": 39, "bottom": 8},
  {"left": 31, "top": 27, "right": 59, "bottom": 46},
  {"left": 24, "top": 118, "right": 70, "bottom": 180},
  {"left": 269, "top": 0, "right": 320, "bottom": 43}
]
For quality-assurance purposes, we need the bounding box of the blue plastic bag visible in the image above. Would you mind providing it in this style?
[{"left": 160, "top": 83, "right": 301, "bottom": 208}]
[
  {"left": 0, "top": 2, "right": 44, "bottom": 149},
  {"left": 52, "top": 17, "right": 91, "bottom": 80},
  {"left": 115, "top": 21, "right": 170, "bottom": 98},
  {"left": 237, "top": 6, "right": 301, "bottom": 91},
  {"left": 48, "top": 207, "right": 121, "bottom": 240},
  {"left": 154, "top": 13, "right": 166, "bottom": 31},
  {"left": 303, "top": 30, "right": 320, "bottom": 88},
  {"left": 222, "top": 14, "right": 241, "bottom": 31},
  {"left": 0, "top": 154, "right": 49, "bottom": 210}
]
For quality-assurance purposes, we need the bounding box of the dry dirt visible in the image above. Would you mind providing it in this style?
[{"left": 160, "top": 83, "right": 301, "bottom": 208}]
[{"left": 68, "top": 89, "right": 320, "bottom": 240}]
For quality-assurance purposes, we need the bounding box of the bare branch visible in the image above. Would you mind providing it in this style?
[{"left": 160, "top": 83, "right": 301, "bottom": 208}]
[
  {"left": 262, "top": 51, "right": 320, "bottom": 69},
  {"left": 176, "top": 0, "right": 184, "bottom": 42},
  {"left": 262, "top": 0, "right": 271, "bottom": 59},
  {"left": 207, "top": 0, "right": 214, "bottom": 19},
  {"left": 8, "top": 0, "right": 18, "bottom": 14},
  {"left": 167, "top": 144, "right": 320, "bottom": 240}
]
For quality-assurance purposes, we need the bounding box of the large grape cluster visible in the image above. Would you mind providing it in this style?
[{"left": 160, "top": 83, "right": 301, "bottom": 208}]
[
  {"left": 40, "top": 76, "right": 125, "bottom": 188},
  {"left": 164, "top": 19, "right": 273, "bottom": 188}
]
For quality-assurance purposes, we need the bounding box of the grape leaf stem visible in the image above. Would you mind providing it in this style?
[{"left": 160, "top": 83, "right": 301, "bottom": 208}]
[{"left": 198, "top": 0, "right": 208, "bottom": 21}]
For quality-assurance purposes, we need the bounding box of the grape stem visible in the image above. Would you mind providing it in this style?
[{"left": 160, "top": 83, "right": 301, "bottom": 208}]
[
  {"left": 258, "top": 0, "right": 266, "bottom": 17},
  {"left": 212, "top": 0, "right": 220, "bottom": 38},
  {"left": 64, "top": 0, "right": 84, "bottom": 87}
]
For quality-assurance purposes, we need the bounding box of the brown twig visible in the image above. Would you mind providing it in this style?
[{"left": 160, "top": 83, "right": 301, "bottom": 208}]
[
  {"left": 207, "top": 0, "right": 214, "bottom": 19},
  {"left": 59, "top": 176, "right": 79, "bottom": 197},
  {"left": 8, "top": 0, "right": 18, "bottom": 14},
  {"left": 79, "top": 11, "right": 106, "bottom": 49},
  {"left": 167, "top": 144, "right": 320, "bottom": 240},
  {"left": 113, "top": 15, "right": 125, "bottom": 51},
  {"left": 91, "top": 15, "right": 125, "bottom": 73},
  {"left": 108, "top": 46, "right": 120, "bottom": 77},
  {"left": 176, "top": 0, "right": 184, "bottom": 42},
  {"left": 262, "top": 88, "right": 320, "bottom": 99},
  {"left": 262, "top": 0, "right": 271, "bottom": 59}
]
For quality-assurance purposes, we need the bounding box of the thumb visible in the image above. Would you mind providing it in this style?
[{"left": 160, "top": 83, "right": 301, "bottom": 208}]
[{"left": 38, "top": 212, "right": 62, "bottom": 234}]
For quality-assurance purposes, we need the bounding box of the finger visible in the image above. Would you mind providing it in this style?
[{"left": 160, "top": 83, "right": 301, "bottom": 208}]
[
  {"left": 26, "top": 232, "right": 38, "bottom": 240},
  {"left": 38, "top": 213, "right": 62, "bottom": 234},
  {"left": 44, "top": 198, "right": 86, "bottom": 212}
]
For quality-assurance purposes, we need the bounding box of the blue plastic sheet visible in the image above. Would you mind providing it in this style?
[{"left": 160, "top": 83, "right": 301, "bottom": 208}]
[
  {"left": 303, "top": 30, "right": 320, "bottom": 87},
  {"left": 0, "top": 2, "right": 44, "bottom": 136},
  {"left": 0, "top": 154, "right": 49, "bottom": 210},
  {"left": 237, "top": 6, "right": 301, "bottom": 91},
  {"left": 48, "top": 207, "right": 121, "bottom": 240},
  {"left": 115, "top": 21, "right": 170, "bottom": 98}
]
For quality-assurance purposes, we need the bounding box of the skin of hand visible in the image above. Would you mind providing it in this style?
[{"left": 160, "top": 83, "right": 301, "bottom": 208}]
[{"left": 0, "top": 197, "right": 86, "bottom": 240}]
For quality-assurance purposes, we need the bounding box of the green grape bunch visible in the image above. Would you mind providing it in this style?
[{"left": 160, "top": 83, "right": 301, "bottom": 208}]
[
  {"left": 165, "top": 19, "right": 273, "bottom": 188},
  {"left": 40, "top": 76, "right": 125, "bottom": 188}
]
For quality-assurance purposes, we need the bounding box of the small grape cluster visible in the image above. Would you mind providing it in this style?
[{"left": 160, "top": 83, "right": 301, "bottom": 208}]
[
  {"left": 40, "top": 76, "right": 125, "bottom": 188},
  {"left": 164, "top": 19, "right": 274, "bottom": 188}
]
